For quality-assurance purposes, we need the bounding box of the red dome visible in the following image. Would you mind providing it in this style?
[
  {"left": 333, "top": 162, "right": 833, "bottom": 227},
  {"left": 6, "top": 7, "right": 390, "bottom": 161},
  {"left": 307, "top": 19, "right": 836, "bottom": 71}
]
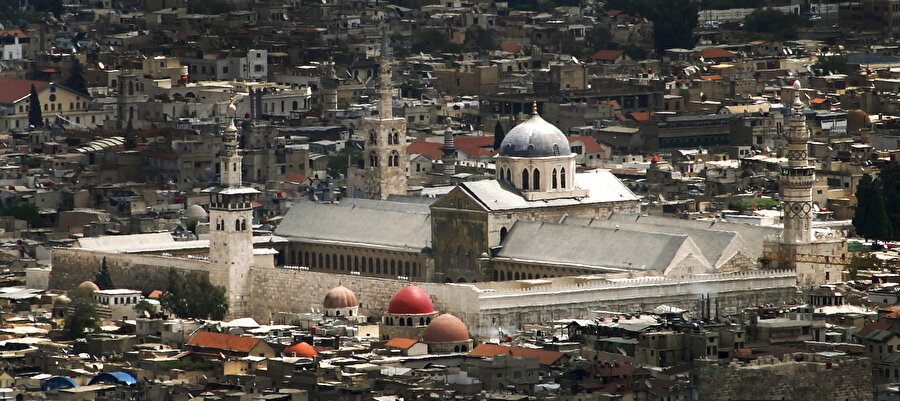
[
  {"left": 423, "top": 314, "right": 469, "bottom": 343},
  {"left": 324, "top": 285, "right": 358, "bottom": 309},
  {"left": 387, "top": 285, "right": 434, "bottom": 315},
  {"left": 282, "top": 342, "right": 317, "bottom": 358}
]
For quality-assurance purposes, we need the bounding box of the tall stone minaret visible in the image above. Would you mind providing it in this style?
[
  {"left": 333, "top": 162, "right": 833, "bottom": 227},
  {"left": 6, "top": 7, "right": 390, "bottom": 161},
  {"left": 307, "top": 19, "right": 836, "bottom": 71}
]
[
  {"left": 781, "top": 80, "right": 814, "bottom": 245},
  {"left": 441, "top": 118, "right": 456, "bottom": 186},
  {"left": 357, "top": 28, "right": 407, "bottom": 199},
  {"left": 206, "top": 99, "right": 259, "bottom": 318},
  {"left": 323, "top": 56, "right": 339, "bottom": 121}
]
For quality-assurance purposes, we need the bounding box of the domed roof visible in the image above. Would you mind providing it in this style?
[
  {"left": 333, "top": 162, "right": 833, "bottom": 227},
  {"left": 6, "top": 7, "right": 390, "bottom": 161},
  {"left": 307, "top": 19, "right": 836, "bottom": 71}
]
[
  {"left": 498, "top": 113, "right": 572, "bottom": 157},
  {"left": 185, "top": 204, "right": 208, "bottom": 220},
  {"left": 324, "top": 285, "right": 358, "bottom": 309},
  {"left": 423, "top": 314, "right": 469, "bottom": 343},
  {"left": 78, "top": 281, "right": 99, "bottom": 291},
  {"left": 282, "top": 342, "right": 317, "bottom": 358},
  {"left": 387, "top": 285, "right": 435, "bottom": 315}
]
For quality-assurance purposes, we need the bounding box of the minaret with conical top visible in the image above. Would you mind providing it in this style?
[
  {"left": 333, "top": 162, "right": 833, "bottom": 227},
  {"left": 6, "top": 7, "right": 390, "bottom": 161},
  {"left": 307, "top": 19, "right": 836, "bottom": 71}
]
[
  {"left": 353, "top": 27, "right": 408, "bottom": 199},
  {"left": 781, "top": 80, "right": 814, "bottom": 245},
  {"left": 441, "top": 117, "right": 456, "bottom": 186},
  {"left": 205, "top": 99, "right": 260, "bottom": 318}
]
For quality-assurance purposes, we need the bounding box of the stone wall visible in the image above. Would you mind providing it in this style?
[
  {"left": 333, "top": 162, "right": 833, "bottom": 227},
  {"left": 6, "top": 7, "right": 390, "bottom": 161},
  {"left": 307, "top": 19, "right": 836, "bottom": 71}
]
[
  {"left": 693, "top": 353, "right": 873, "bottom": 401},
  {"left": 50, "top": 248, "right": 211, "bottom": 293}
]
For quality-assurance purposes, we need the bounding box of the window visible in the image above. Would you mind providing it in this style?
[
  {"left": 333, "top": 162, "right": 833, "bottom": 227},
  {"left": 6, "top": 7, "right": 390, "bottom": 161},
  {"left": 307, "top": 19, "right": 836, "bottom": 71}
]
[
  {"left": 560, "top": 167, "right": 566, "bottom": 188},
  {"left": 532, "top": 168, "right": 540, "bottom": 189},
  {"left": 552, "top": 168, "right": 558, "bottom": 189},
  {"left": 522, "top": 169, "right": 529, "bottom": 190}
]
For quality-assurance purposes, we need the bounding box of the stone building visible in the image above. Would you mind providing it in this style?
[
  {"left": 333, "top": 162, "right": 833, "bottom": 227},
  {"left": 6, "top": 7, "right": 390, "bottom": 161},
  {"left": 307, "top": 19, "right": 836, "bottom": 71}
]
[
  {"left": 347, "top": 31, "right": 407, "bottom": 200},
  {"left": 380, "top": 285, "right": 438, "bottom": 340}
]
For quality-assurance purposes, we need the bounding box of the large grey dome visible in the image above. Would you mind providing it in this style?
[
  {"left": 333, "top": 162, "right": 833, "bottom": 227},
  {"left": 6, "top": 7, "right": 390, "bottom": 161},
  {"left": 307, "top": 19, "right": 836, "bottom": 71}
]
[{"left": 498, "top": 114, "right": 572, "bottom": 157}]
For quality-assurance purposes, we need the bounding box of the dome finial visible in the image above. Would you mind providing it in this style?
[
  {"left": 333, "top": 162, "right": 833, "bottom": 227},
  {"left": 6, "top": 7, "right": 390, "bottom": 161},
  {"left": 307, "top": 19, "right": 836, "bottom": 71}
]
[{"left": 532, "top": 99, "right": 538, "bottom": 115}]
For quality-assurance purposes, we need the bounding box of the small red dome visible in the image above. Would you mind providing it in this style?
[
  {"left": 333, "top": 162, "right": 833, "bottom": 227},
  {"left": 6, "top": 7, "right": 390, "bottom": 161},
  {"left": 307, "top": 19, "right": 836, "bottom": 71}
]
[
  {"left": 387, "top": 285, "right": 434, "bottom": 315},
  {"left": 423, "top": 314, "right": 469, "bottom": 343},
  {"left": 282, "top": 342, "right": 317, "bottom": 358},
  {"left": 324, "top": 285, "right": 358, "bottom": 309}
]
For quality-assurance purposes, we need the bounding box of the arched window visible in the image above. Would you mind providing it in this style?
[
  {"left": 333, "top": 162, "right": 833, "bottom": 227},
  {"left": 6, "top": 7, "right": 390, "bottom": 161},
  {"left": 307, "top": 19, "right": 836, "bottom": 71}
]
[
  {"left": 505, "top": 168, "right": 511, "bottom": 181},
  {"left": 412, "top": 263, "right": 417, "bottom": 277},
  {"left": 393, "top": 132, "right": 399, "bottom": 144},
  {"left": 420, "top": 317, "right": 425, "bottom": 325},
  {"left": 515, "top": 272, "right": 520, "bottom": 280},
  {"left": 312, "top": 253, "right": 318, "bottom": 267},
  {"left": 369, "top": 258, "right": 374, "bottom": 273},
  {"left": 241, "top": 219, "right": 246, "bottom": 231},
  {"left": 553, "top": 143, "right": 560, "bottom": 155},
  {"left": 500, "top": 271, "right": 506, "bottom": 280},
  {"left": 369, "top": 152, "right": 378, "bottom": 167},
  {"left": 560, "top": 167, "right": 566, "bottom": 188},
  {"left": 325, "top": 255, "right": 331, "bottom": 269},
  {"left": 406, "top": 317, "right": 412, "bottom": 326},
  {"left": 340, "top": 255, "right": 345, "bottom": 270},
  {"left": 332, "top": 255, "right": 337, "bottom": 269},
  {"left": 354, "top": 256, "right": 359, "bottom": 269},
  {"left": 304, "top": 252, "right": 310, "bottom": 265},
  {"left": 494, "top": 270, "right": 499, "bottom": 281},
  {"left": 235, "top": 219, "right": 241, "bottom": 230},
  {"left": 376, "top": 259, "right": 381, "bottom": 274},
  {"left": 390, "top": 260, "right": 395, "bottom": 275},
  {"left": 533, "top": 168, "right": 540, "bottom": 190},
  {"left": 552, "top": 168, "right": 558, "bottom": 189},
  {"left": 399, "top": 318, "right": 405, "bottom": 326},
  {"left": 522, "top": 169, "right": 529, "bottom": 190},
  {"left": 369, "top": 131, "right": 376, "bottom": 144},
  {"left": 292, "top": 100, "right": 298, "bottom": 110},
  {"left": 500, "top": 227, "right": 508, "bottom": 242},
  {"left": 389, "top": 151, "right": 400, "bottom": 167},
  {"left": 405, "top": 261, "right": 410, "bottom": 276}
]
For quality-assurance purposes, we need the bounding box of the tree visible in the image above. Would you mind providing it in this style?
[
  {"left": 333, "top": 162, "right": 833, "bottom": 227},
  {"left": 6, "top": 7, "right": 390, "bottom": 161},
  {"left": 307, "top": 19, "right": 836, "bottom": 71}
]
[
  {"left": 650, "top": 0, "right": 698, "bottom": 52},
  {"left": 463, "top": 26, "right": 498, "bottom": 53},
  {"left": 879, "top": 164, "right": 900, "bottom": 236},
  {"left": 94, "top": 257, "right": 114, "bottom": 290},
  {"left": 493, "top": 121, "right": 505, "bottom": 150},
  {"left": 159, "top": 268, "right": 228, "bottom": 320},
  {"left": 135, "top": 300, "right": 157, "bottom": 318},
  {"left": 584, "top": 27, "right": 613, "bottom": 54},
  {"left": 853, "top": 174, "right": 892, "bottom": 241},
  {"left": 62, "top": 286, "right": 100, "bottom": 340},
  {"left": 2, "top": 202, "right": 44, "bottom": 228},
  {"left": 812, "top": 55, "right": 852, "bottom": 76},
  {"left": 743, "top": 8, "right": 808, "bottom": 40},
  {"left": 411, "top": 29, "right": 459, "bottom": 54},
  {"left": 65, "top": 58, "right": 88, "bottom": 95},
  {"left": 28, "top": 84, "right": 42, "bottom": 128},
  {"left": 327, "top": 144, "right": 363, "bottom": 178}
]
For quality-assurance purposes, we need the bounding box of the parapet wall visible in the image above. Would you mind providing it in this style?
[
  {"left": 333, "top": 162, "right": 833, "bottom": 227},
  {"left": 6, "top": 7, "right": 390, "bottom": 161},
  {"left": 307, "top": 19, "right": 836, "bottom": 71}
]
[{"left": 50, "top": 248, "right": 211, "bottom": 293}]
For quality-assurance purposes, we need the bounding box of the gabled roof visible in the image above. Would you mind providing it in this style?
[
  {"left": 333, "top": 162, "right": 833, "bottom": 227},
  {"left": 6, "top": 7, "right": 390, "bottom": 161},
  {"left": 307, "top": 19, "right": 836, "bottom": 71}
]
[
  {"left": 500, "top": 42, "right": 521, "bottom": 53},
  {"left": 496, "top": 220, "right": 709, "bottom": 273},
  {"left": 628, "top": 112, "right": 654, "bottom": 121},
  {"left": 0, "top": 78, "right": 50, "bottom": 104},
  {"left": 566, "top": 136, "right": 604, "bottom": 154},
  {"left": 592, "top": 49, "right": 623, "bottom": 61},
  {"left": 0, "top": 29, "right": 28, "bottom": 39},
  {"left": 407, "top": 141, "right": 443, "bottom": 159},
  {"left": 287, "top": 174, "right": 307, "bottom": 184},
  {"left": 455, "top": 136, "right": 496, "bottom": 157},
  {"left": 469, "top": 343, "right": 565, "bottom": 366},
  {"left": 698, "top": 48, "right": 735, "bottom": 59},
  {"left": 186, "top": 331, "right": 261, "bottom": 353},
  {"left": 385, "top": 337, "right": 419, "bottom": 349},
  {"left": 275, "top": 198, "right": 432, "bottom": 251}
]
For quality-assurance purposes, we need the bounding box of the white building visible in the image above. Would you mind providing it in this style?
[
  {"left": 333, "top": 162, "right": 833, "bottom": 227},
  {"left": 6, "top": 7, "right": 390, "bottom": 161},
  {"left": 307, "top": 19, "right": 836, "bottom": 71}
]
[{"left": 93, "top": 289, "right": 143, "bottom": 320}]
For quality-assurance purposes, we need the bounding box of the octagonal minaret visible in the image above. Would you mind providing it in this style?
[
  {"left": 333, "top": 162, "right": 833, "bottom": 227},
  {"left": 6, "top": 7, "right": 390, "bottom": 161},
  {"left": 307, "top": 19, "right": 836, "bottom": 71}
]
[{"left": 780, "top": 81, "right": 814, "bottom": 245}]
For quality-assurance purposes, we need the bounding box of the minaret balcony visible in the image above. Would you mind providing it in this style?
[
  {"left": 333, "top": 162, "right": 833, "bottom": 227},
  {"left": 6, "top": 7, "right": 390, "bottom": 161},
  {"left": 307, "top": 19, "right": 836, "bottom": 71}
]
[
  {"left": 782, "top": 174, "right": 815, "bottom": 188},
  {"left": 210, "top": 202, "right": 253, "bottom": 211}
]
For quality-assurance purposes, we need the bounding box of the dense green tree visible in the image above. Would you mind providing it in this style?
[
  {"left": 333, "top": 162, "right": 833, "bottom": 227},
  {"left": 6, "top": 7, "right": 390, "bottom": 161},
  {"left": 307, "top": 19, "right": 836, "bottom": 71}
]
[
  {"left": 62, "top": 286, "right": 100, "bottom": 340},
  {"left": 327, "top": 144, "right": 363, "bottom": 178},
  {"left": 65, "top": 58, "right": 88, "bottom": 95},
  {"left": 2, "top": 202, "right": 44, "bottom": 228},
  {"left": 584, "top": 27, "right": 613, "bottom": 54},
  {"left": 94, "top": 257, "right": 114, "bottom": 290},
  {"left": 28, "top": 84, "right": 42, "bottom": 128},
  {"left": 812, "top": 54, "right": 852, "bottom": 76},
  {"left": 650, "top": 0, "right": 698, "bottom": 52},
  {"left": 411, "top": 29, "right": 460, "bottom": 54},
  {"left": 743, "top": 8, "right": 808, "bottom": 40},
  {"left": 188, "top": 0, "right": 231, "bottom": 14},
  {"left": 493, "top": 121, "right": 505, "bottom": 151},
  {"left": 853, "top": 174, "right": 892, "bottom": 241},
  {"left": 159, "top": 268, "right": 228, "bottom": 320},
  {"left": 879, "top": 164, "right": 900, "bottom": 235},
  {"left": 463, "top": 26, "right": 498, "bottom": 53}
]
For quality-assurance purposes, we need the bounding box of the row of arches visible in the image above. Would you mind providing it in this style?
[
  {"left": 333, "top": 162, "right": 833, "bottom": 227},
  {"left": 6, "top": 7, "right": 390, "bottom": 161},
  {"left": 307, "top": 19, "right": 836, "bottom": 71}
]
[
  {"left": 384, "top": 316, "right": 431, "bottom": 326},
  {"left": 288, "top": 249, "right": 420, "bottom": 278},
  {"left": 499, "top": 166, "right": 566, "bottom": 191},
  {"left": 215, "top": 218, "right": 247, "bottom": 231},
  {"left": 368, "top": 151, "right": 401, "bottom": 167}
]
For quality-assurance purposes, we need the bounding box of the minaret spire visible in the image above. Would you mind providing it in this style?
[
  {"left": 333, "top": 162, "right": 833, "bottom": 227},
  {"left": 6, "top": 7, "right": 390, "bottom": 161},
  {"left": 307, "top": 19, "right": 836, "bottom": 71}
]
[
  {"left": 220, "top": 98, "right": 242, "bottom": 187},
  {"left": 377, "top": 28, "right": 393, "bottom": 119},
  {"left": 441, "top": 117, "right": 456, "bottom": 186}
]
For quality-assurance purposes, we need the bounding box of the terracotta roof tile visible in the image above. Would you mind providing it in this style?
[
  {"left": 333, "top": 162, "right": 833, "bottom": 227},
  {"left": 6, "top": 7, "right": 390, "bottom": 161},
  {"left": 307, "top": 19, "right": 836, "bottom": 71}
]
[
  {"left": 859, "top": 322, "right": 891, "bottom": 337},
  {"left": 567, "top": 136, "right": 604, "bottom": 153},
  {"left": 500, "top": 42, "right": 521, "bottom": 53},
  {"left": 0, "top": 78, "right": 50, "bottom": 104},
  {"left": 186, "top": 331, "right": 261, "bottom": 353},
  {"left": 698, "top": 48, "right": 735, "bottom": 59},
  {"left": 0, "top": 30, "right": 28, "bottom": 39},
  {"left": 288, "top": 174, "right": 307, "bottom": 184},
  {"left": 469, "top": 343, "right": 564, "bottom": 366},
  {"left": 385, "top": 337, "right": 419, "bottom": 349},
  {"left": 700, "top": 75, "right": 723, "bottom": 81},
  {"left": 592, "top": 49, "right": 623, "bottom": 61},
  {"left": 406, "top": 141, "right": 443, "bottom": 159}
]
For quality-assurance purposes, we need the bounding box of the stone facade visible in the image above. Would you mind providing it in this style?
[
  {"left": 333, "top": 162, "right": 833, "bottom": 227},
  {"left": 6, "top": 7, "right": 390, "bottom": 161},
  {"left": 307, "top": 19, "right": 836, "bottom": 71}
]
[
  {"left": 693, "top": 353, "right": 873, "bottom": 401},
  {"left": 281, "top": 241, "right": 432, "bottom": 282},
  {"left": 50, "top": 248, "right": 211, "bottom": 293}
]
